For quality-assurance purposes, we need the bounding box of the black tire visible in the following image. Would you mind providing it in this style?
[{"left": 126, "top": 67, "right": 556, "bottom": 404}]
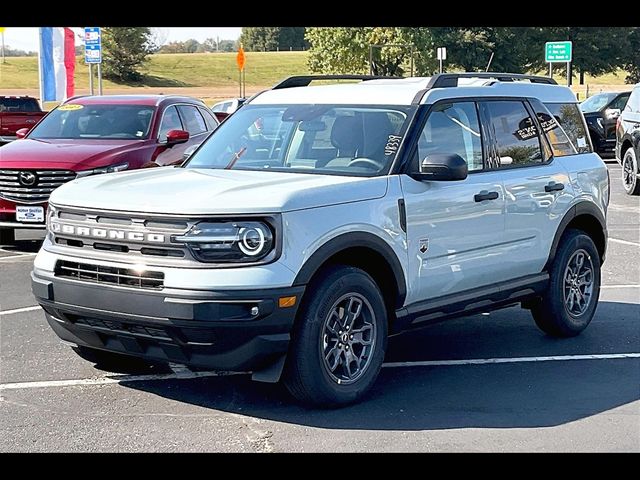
[
  {"left": 532, "top": 229, "right": 601, "bottom": 337},
  {"left": 0, "top": 228, "right": 15, "bottom": 246},
  {"left": 622, "top": 146, "right": 640, "bottom": 195},
  {"left": 71, "top": 345, "right": 157, "bottom": 372},
  {"left": 283, "top": 265, "right": 388, "bottom": 408}
]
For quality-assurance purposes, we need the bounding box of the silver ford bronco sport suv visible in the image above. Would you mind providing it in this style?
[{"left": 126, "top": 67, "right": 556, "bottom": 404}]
[{"left": 32, "top": 73, "right": 608, "bottom": 407}]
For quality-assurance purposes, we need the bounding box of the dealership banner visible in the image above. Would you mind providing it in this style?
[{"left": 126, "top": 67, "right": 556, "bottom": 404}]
[{"left": 38, "top": 27, "right": 75, "bottom": 102}]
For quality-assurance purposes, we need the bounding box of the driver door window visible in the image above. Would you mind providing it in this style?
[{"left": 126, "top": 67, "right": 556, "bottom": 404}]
[{"left": 416, "top": 102, "right": 484, "bottom": 172}]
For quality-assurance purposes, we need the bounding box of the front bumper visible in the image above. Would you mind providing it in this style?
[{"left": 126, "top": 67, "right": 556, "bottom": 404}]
[
  {"left": 0, "top": 198, "right": 47, "bottom": 229},
  {"left": 32, "top": 270, "right": 304, "bottom": 372}
]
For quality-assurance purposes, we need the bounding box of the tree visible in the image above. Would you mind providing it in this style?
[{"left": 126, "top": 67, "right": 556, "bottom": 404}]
[
  {"left": 102, "top": 27, "right": 156, "bottom": 82},
  {"left": 525, "top": 27, "right": 630, "bottom": 84},
  {"left": 623, "top": 27, "right": 640, "bottom": 84},
  {"left": 306, "top": 27, "right": 435, "bottom": 76},
  {"left": 240, "top": 27, "right": 279, "bottom": 51},
  {"left": 239, "top": 27, "right": 307, "bottom": 51}
]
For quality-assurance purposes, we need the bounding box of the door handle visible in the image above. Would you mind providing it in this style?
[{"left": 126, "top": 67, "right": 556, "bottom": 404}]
[
  {"left": 545, "top": 181, "right": 565, "bottom": 192},
  {"left": 474, "top": 190, "right": 499, "bottom": 202}
]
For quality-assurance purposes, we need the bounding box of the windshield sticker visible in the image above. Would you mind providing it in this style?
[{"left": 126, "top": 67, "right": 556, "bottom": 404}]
[
  {"left": 576, "top": 137, "right": 587, "bottom": 148},
  {"left": 136, "top": 131, "right": 144, "bottom": 137},
  {"left": 385, "top": 135, "right": 402, "bottom": 156},
  {"left": 58, "top": 104, "right": 84, "bottom": 111}
]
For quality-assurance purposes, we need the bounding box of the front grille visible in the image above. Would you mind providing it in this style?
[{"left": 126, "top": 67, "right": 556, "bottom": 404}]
[
  {"left": 55, "top": 260, "right": 164, "bottom": 290},
  {"left": 0, "top": 169, "right": 76, "bottom": 204}
]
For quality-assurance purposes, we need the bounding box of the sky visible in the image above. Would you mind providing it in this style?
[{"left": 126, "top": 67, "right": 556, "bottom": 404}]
[{"left": 1, "top": 27, "right": 243, "bottom": 52}]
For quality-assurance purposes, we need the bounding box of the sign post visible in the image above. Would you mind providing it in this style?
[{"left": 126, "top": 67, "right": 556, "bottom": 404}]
[
  {"left": 236, "top": 46, "right": 246, "bottom": 98},
  {"left": 545, "top": 41, "right": 572, "bottom": 87},
  {"left": 84, "top": 27, "right": 102, "bottom": 95},
  {"left": 437, "top": 47, "right": 447, "bottom": 74}
]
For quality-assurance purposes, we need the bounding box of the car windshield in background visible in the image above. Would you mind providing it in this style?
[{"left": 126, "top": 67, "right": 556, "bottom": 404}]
[
  {"left": 184, "top": 104, "right": 413, "bottom": 176},
  {"left": 28, "top": 104, "right": 156, "bottom": 140},
  {"left": 580, "top": 93, "right": 617, "bottom": 113},
  {"left": 0, "top": 97, "right": 40, "bottom": 112}
]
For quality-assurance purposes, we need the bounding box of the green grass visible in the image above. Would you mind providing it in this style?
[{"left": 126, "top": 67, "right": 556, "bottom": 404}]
[
  {"left": 0, "top": 52, "right": 310, "bottom": 90},
  {"left": 0, "top": 51, "right": 632, "bottom": 105}
]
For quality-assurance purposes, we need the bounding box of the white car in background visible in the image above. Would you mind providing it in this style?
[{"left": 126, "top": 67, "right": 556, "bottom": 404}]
[{"left": 211, "top": 97, "right": 246, "bottom": 122}]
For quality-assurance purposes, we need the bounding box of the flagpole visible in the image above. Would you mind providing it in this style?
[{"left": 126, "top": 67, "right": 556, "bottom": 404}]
[{"left": 37, "top": 28, "right": 44, "bottom": 109}]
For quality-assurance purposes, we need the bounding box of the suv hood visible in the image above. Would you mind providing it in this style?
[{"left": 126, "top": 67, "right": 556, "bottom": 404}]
[
  {"left": 0, "top": 138, "right": 144, "bottom": 170},
  {"left": 50, "top": 167, "right": 389, "bottom": 214}
]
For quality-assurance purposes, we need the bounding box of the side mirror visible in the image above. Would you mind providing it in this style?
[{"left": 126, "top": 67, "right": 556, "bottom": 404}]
[
  {"left": 16, "top": 128, "right": 30, "bottom": 139},
  {"left": 165, "top": 129, "right": 189, "bottom": 146},
  {"left": 411, "top": 153, "right": 468, "bottom": 182},
  {"left": 605, "top": 108, "right": 621, "bottom": 119}
]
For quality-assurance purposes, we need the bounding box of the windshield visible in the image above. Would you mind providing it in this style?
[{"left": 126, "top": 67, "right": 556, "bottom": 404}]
[
  {"left": 580, "top": 93, "right": 616, "bottom": 113},
  {"left": 28, "top": 104, "right": 156, "bottom": 140},
  {"left": 184, "top": 104, "right": 414, "bottom": 176}
]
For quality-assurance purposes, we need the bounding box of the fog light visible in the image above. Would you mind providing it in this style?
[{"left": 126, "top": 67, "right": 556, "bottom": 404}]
[{"left": 251, "top": 306, "right": 259, "bottom": 316}]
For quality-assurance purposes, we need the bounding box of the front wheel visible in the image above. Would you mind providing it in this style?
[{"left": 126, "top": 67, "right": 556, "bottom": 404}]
[
  {"left": 283, "top": 265, "right": 388, "bottom": 408},
  {"left": 532, "top": 229, "right": 601, "bottom": 337},
  {"left": 622, "top": 147, "right": 640, "bottom": 195}
]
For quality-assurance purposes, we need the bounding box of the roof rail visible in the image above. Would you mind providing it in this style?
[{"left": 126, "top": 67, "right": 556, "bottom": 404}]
[
  {"left": 411, "top": 72, "right": 557, "bottom": 104},
  {"left": 272, "top": 74, "right": 401, "bottom": 90}
]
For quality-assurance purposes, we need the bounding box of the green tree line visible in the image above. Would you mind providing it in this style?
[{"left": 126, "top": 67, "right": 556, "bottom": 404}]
[{"left": 305, "top": 27, "right": 640, "bottom": 84}]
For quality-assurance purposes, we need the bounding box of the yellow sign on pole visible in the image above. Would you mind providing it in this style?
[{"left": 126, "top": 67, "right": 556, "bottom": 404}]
[{"left": 236, "top": 46, "right": 245, "bottom": 71}]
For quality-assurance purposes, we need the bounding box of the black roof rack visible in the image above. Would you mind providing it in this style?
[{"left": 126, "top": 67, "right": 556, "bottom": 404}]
[
  {"left": 272, "top": 74, "right": 401, "bottom": 90},
  {"left": 411, "top": 72, "right": 557, "bottom": 104}
]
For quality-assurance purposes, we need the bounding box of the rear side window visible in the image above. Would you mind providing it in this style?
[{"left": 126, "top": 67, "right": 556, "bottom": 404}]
[
  {"left": 544, "top": 103, "right": 591, "bottom": 154},
  {"left": 0, "top": 97, "right": 40, "bottom": 112},
  {"left": 529, "top": 98, "right": 576, "bottom": 157},
  {"left": 609, "top": 94, "right": 630, "bottom": 111},
  {"left": 177, "top": 105, "right": 207, "bottom": 135},
  {"left": 199, "top": 107, "right": 219, "bottom": 130},
  {"left": 481, "top": 101, "right": 543, "bottom": 168}
]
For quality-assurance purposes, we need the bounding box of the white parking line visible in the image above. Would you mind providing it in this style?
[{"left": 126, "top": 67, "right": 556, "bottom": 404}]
[
  {"left": 0, "top": 370, "right": 245, "bottom": 392},
  {"left": 382, "top": 353, "right": 640, "bottom": 369},
  {"left": 609, "top": 238, "right": 640, "bottom": 247},
  {"left": 0, "top": 306, "right": 41, "bottom": 316},
  {"left": 0, "top": 353, "right": 638, "bottom": 392},
  {"left": 0, "top": 253, "right": 37, "bottom": 261},
  {"left": 601, "top": 284, "right": 640, "bottom": 289}
]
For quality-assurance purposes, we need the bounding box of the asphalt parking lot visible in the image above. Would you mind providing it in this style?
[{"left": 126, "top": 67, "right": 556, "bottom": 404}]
[{"left": 0, "top": 162, "right": 638, "bottom": 452}]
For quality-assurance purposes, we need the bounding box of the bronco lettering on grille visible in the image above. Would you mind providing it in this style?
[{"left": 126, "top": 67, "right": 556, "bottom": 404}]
[{"left": 51, "top": 222, "right": 166, "bottom": 243}]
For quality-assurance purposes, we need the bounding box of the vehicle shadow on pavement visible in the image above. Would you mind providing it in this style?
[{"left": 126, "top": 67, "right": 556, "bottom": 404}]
[{"left": 122, "top": 301, "right": 640, "bottom": 430}]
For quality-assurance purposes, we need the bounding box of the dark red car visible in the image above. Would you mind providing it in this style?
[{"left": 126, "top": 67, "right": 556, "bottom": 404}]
[{"left": 0, "top": 94, "right": 218, "bottom": 244}]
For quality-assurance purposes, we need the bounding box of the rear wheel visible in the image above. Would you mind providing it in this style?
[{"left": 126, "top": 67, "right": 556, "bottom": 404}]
[
  {"left": 622, "top": 147, "right": 640, "bottom": 195},
  {"left": 283, "top": 265, "right": 388, "bottom": 408},
  {"left": 0, "top": 228, "right": 15, "bottom": 246},
  {"left": 532, "top": 229, "right": 601, "bottom": 337}
]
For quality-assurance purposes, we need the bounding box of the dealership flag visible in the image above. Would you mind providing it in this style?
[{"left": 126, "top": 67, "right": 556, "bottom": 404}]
[{"left": 38, "top": 27, "right": 75, "bottom": 102}]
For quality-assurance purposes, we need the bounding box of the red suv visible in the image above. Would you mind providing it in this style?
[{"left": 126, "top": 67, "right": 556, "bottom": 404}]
[{"left": 0, "top": 95, "right": 218, "bottom": 244}]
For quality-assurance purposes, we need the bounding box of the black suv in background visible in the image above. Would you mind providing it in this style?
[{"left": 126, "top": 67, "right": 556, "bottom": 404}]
[
  {"left": 616, "top": 84, "right": 640, "bottom": 195},
  {"left": 581, "top": 91, "right": 630, "bottom": 156}
]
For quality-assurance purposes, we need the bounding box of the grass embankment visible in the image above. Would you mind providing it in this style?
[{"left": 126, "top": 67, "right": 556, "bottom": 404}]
[
  {"left": 0, "top": 51, "right": 633, "bottom": 107},
  {"left": 0, "top": 52, "right": 311, "bottom": 105}
]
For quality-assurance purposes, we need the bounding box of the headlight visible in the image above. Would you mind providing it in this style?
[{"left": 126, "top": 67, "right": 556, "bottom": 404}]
[
  {"left": 46, "top": 204, "right": 57, "bottom": 232},
  {"left": 175, "top": 221, "right": 275, "bottom": 263},
  {"left": 76, "top": 162, "right": 129, "bottom": 178}
]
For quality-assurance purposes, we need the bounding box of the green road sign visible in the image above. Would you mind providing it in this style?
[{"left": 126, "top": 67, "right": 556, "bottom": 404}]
[{"left": 545, "top": 41, "right": 572, "bottom": 63}]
